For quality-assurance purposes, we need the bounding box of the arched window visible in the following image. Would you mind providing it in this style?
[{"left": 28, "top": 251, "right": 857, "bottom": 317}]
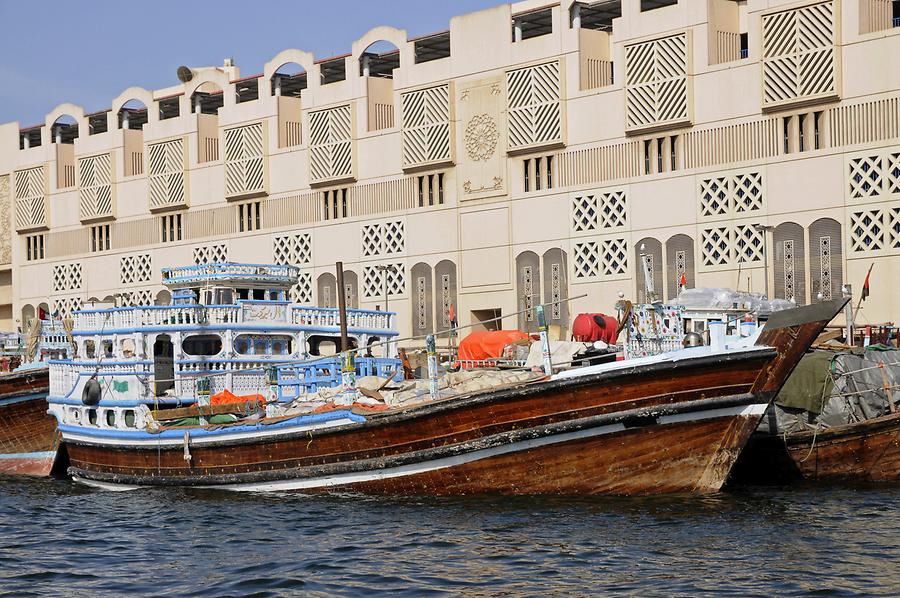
[
  {"left": 434, "top": 260, "right": 458, "bottom": 335},
  {"left": 118, "top": 99, "right": 148, "bottom": 130},
  {"left": 272, "top": 63, "right": 305, "bottom": 148},
  {"left": 516, "top": 251, "right": 541, "bottom": 333},
  {"left": 411, "top": 262, "right": 434, "bottom": 335},
  {"left": 317, "top": 273, "right": 337, "bottom": 308},
  {"left": 360, "top": 41, "right": 399, "bottom": 131},
  {"left": 635, "top": 238, "right": 663, "bottom": 303},
  {"left": 271, "top": 62, "right": 307, "bottom": 97},
  {"left": 774, "top": 222, "right": 806, "bottom": 304},
  {"left": 51, "top": 115, "right": 78, "bottom": 144},
  {"left": 809, "top": 218, "right": 843, "bottom": 301},
  {"left": 542, "top": 248, "right": 569, "bottom": 334},
  {"left": 665, "top": 234, "right": 695, "bottom": 300}
]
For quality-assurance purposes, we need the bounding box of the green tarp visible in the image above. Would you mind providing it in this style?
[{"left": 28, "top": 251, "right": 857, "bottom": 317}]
[{"left": 774, "top": 351, "right": 835, "bottom": 414}]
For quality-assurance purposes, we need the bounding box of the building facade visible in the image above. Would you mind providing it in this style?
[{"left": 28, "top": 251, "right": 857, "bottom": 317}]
[{"left": 1, "top": 0, "right": 899, "bottom": 338}]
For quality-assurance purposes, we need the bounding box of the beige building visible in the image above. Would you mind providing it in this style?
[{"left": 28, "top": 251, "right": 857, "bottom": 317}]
[{"left": 1, "top": 0, "right": 899, "bottom": 339}]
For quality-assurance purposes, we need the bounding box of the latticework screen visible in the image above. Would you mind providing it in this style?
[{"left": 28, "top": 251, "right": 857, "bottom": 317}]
[
  {"left": 507, "top": 61, "right": 563, "bottom": 152},
  {"left": 624, "top": 33, "right": 690, "bottom": 132},
  {"left": 78, "top": 153, "right": 113, "bottom": 221},
  {"left": 401, "top": 84, "right": 451, "bottom": 169},
  {"left": 309, "top": 104, "right": 353, "bottom": 184},
  {"left": 148, "top": 138, "right": 186, "bottom": 210},
  {"left": 14, "top": 166, "right": 46, "bottom": 231},
  {"left": 224, "top": 122, "right": 265, "bottom": 198},
  {"left": 762, "top": 1, "right": 837, "bottom": 109}
]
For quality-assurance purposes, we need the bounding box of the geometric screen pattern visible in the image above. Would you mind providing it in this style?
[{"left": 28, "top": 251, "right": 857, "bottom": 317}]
[
  {"left": 78, "top": 153, "right": 113, "bottom": 221},
  {"left": 273, "top": 233, "right": 312, "bottom": 266},
  {"left": 309, "top": 104, "right": 353, "bottom": 184},
  {"left": 507, "top": 61, "right": 562, "bottom": 151},
  {"left": 224, "top": 122, "right": 265, "bottom": 197},
  {"left": 572, "top": 190, "right": 627, "bottom": 232},
  {"left": 762, "top": 0, "right": 836, "bottom": 107},
  {"left": 148, "top": 138, "right": 186, "bottom": 209},
  {"left": 624, "top": 33, "right": 689, "bottom": 131},
  {"left": 401, "top": 84, "right": 451, "bottom": 168},
  {"left": 699, "top": 171, "right": 764, "bottom": 219},
  {"left": 362, "top": 220, "right": 405, "bottom": 257},
  {"left": 363, "top": 262, "right": 406, "bottom": 298},
  {"left": 120, "top": 254, "right": 152, "bottom": 285}
]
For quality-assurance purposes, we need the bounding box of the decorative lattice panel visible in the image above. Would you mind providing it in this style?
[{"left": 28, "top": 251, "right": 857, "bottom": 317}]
[
  {"left": 401, "top": 84, "right": 452, "bottom": 169},
  {"left": 733, "top": 224, "right": 765, "bottom": 263},
  {"left": 120, "top": 290, "right": 154, "bottom": 307},
  {"left": 291, "top": 272, "right": 313, "bottom": 304},
  {"left": 573, "top": 241, "right": 600, "bottom": 279},
  {"left": 849, "top": 209, "right": 885, "bottom": 252},
  {"left": 762, "top": 1, "right": 836, "bottom": 108},
  {"left": 78, "top": 153, "right": 113, "bottom": 221},
  {"left": 601, "top": 238, "right": 629, "bottom": 276},
  {"left": 507, "top": 61, "right": 562, "bottom": 151},
  {"left": 309, "top": 104, "right": 353, "bottom": 184},
  {"left": 193, "top": 244, "right": 228, "bottom": 265},
  {"left": 624, "top": 33, "right": 689, "bottom": 132},
  {"left": 51, "top": 296, "right": 83, "bottom": 319},
  {"left": 889, "top": 206, "right": 900, "bottom": 249},
  {"left": 120, "top": 254, "right": 152, "bottom": 285},
  {"left": 363, "top": 263, "right": 406, "bottom": 298},
  {"left": 848, "top": 155, "right": 883, "bottom": 199},
  {"left": 224, "top": 122, "right": 265, "bottom": 198},
  {"left": 572, "top": 190, "right": 627, "bottom": 232},
  {"left": 888, "top": 153, "right": 900, "bottom": 195},
  {"left": 361, "top": 221, "right": 405, "bottom": 257},
  {"left": 14, "top": 166, "right": 46, "bottom": 230},
  {"left": 700, "top": 226, "right": 732, "bottom": 266},
  {"left": 699, "top": 171, "right": 764, "bottom": 220},
  {"left": 273, "top": 233, "right": 312, "bottom": 266},
  {"left": 52, "top": 263, "right": 83, "bottom": 292},
  {"left": 148, "top": 139, "right": 186, "bottom": 209}
]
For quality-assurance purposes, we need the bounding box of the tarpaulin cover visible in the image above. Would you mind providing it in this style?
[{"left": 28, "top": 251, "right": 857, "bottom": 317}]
[
  {"left": 774, "top": 351, "right": 835, "bottom": 414},
  {"left": 210, "top": 388, "right": 266, "bottom": 406},
  {"left": 458, "top": 330, "right": 531, "bottom": 361},
  {"left": 572, "top": 313, "right": 618, "bottom": 344}
]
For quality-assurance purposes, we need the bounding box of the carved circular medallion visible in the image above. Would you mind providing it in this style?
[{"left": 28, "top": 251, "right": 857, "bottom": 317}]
[{"left": 464, "top": 114, "right": 498, "bottom": 162}]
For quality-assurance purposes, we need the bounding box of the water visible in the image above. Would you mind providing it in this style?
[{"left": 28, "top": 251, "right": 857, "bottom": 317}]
[{"left": 1, "top": 478, "right": 899, "bottom": 597}]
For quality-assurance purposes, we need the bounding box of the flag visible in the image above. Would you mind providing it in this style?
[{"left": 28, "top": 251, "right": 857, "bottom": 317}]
[
  {"left": 679, "top": 273, "right": 687, "bottom": 290},
  {"left": 857, "top": 263, "right": 874, "bottom": 310},
  {"left": 447, "top": 303, "right": 457, "bottom": 327}
]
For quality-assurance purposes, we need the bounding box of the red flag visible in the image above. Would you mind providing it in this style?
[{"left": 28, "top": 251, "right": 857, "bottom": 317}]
[
  {"left": 861, "top": 269, "right": 871, "bottom": 301},
  {"left": 447, "top": 303, "right": 457, "bottom": 326},
  {"left": 679, "top": 273, "right": 686, "bottom": 288}
]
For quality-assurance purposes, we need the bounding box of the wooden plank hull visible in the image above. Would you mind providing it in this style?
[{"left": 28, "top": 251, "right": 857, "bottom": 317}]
[
  {"left": 0, "top": 369, "right": 58, "bottom": 477},
  {"left": 63, "top": 299, "right": 848, "bottom": 495},
  {"left": 781, "top": 413, "right": 900, "bottom": 483}
]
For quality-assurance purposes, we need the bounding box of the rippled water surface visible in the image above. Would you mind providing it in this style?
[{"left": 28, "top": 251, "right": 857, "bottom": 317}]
[{"left": 1, "top": 477, "right": 899, "bottom": 596}]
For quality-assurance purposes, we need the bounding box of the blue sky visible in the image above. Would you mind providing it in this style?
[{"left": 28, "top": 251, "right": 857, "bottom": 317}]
[{"left": 0, "top": 0, "right": 502, "bottom": 127}]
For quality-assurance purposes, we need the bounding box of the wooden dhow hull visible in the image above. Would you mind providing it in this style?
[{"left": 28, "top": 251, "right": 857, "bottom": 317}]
[
  {"left": 65, "top": 300, "right": 846, "bottom": 495},
  {"left": 0, "top": 368, "right": 58, "bottom": 477}
]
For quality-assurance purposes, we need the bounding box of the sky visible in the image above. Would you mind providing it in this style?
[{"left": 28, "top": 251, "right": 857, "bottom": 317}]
[{"left": 0, "top": 0, "right": 502, "bottom": 127}]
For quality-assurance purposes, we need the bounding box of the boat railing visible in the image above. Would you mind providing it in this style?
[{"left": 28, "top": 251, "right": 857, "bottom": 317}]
[
  {"left": 49, "top": 360, "right": 153, "bottom": 397},
  {"left": 74, "top": 304, "right": 396, "bottom": 333},
  {"left": 273, "top": 357, "right": 402, "bottom": 401},
  {"left": 161, "top": 262, "right": 300, "bottom": 283}
]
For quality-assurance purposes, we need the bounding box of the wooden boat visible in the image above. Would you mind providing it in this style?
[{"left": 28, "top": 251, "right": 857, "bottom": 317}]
[
  {"left": 0, "top": 368, "right": 59, "bottom": 476},
  {"left": 50, "top": 263, "right": 847, "bottom": 493},
  {"left": 731, "top": 345, "right": 900, "bottom": 485}
]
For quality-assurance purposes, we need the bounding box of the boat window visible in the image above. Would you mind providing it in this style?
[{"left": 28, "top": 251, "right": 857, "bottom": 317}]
[
  {"left": 101, "top": 340, "right": 114, "bottom": 357},
  {"left": 182, "top": 334, "right": 223, "bottom": 356},
  {"left": 121, "top": 338, "right": 135, "bottom": 358},
  {"left": 237, "top": 288, "right": 250, "bottom": 300},
  {"left": 234, "top": 335, "right": 293, "bottom": 356},
  {"left": 68, "top": 407, "right": 81, "bottom": 424},
  {"left": 88, "top": 409, "right": 98, "bottom": 426},
  {"left": 253, "top": 289, "right": 266, "bottom": 300},
  {"left": 214, "top": 288, "right": 234, "bottom": 305},
  {"left": 124, "top": 410, "right": 136, "bottom": 428},
  {"left": 106, "top": 410, "right": 116, "bottom": 427},
  {"left": 84, "top": 340, "right": 96, "bottom": 359}
]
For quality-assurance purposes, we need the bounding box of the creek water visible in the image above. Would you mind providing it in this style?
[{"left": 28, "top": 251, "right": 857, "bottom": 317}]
[{"left": 1, "top": 476, "right": 898, "bottom": 596}]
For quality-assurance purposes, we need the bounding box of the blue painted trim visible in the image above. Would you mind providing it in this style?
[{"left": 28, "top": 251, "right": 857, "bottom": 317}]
[
  {"left": 0, "top": 450, "right": 55, "bottom": 460},
  {"left": 0, "top": 392, "right": 47, "bottom": 409},
  {"left": 58, "top": 409, "right": 364, "bottom": 440},
  {"left": 71, "top": 324, "right": 398, "bottom": 337},
  {"left": 49, "top": 395, "right": 196, "bottom": 407}
]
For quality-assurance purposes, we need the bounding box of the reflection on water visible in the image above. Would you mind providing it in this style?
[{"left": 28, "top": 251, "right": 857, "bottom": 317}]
[{"left": 1, "top": 476, "right": 899, "bottom": 596}]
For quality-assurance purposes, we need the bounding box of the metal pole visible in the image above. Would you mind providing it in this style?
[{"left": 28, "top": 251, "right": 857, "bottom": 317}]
[{"left": 336, "top": 262, "right": 349, "bottom": 352}]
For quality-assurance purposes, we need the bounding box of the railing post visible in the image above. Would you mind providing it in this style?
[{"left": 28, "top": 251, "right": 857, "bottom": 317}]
[
  {"left": 536, "top": 304, "right": 553, "bottom": 376},
  {"left": 426, "top": 334, "right": 439, "bottom": 400}
]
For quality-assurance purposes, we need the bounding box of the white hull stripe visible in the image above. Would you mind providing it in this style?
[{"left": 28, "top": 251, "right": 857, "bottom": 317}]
[
  {"left": 73, "top": 403, "right": 767, "bottom": 493},
  {"left": 60, "top": 416, "right": 359, "bottom": 448}
]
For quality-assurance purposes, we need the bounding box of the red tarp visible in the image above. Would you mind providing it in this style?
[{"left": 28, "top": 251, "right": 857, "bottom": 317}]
[
  {"left": 572, "top": 313, "right": 618, "bottom": 344},
  {"left": 458, "top": 330, "right": 531, "bottom": 361},
  {"left": 210, "top": 388, "right": 266, "bottom": 406}
]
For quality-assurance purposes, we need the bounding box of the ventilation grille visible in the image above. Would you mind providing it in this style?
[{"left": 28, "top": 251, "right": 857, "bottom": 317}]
[
  {"left": 507, "top": 61, "right": 562, "bottom": 151},
  {"left": 148, "top": 138, "right": 186, "bottom": 210},
  {"left": 225, "top": 122, "right": 265, "bottom": 198},
  {"left": 78, "top": 153, "right": 113, "bottom": 221},
  {"left": 14, "top": 166, "right": 46, "bottom": 231},
  {"left": 624, "top": 33, "right": 689, "bottom": 132},
  {"left": 309, "top": 104, "right": 353, "bottom": 184}
]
